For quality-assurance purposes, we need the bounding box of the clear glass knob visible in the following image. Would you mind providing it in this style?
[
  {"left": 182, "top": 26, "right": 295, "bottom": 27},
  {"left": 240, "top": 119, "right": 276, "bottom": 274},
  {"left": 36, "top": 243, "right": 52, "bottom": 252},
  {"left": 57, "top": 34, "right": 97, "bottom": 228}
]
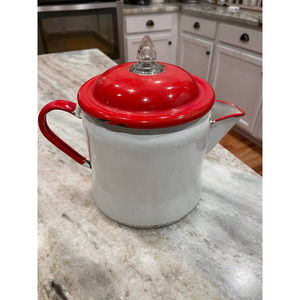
[
  {"left": 137, "top": 35, "right": 157, "bottom": 62},
  {"left": 130, "top": 35, "right": 165, "bottom": 75}
]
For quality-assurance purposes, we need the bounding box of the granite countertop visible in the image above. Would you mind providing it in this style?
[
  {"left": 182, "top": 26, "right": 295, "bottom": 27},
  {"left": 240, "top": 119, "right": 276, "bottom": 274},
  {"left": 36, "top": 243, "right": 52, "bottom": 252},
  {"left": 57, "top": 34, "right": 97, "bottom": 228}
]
[
  {"left": 38, "top": 49, "right": 262, "bottom": 300},
  {"left": 123, "top": 2, "right": 262, "bottom": 27}
]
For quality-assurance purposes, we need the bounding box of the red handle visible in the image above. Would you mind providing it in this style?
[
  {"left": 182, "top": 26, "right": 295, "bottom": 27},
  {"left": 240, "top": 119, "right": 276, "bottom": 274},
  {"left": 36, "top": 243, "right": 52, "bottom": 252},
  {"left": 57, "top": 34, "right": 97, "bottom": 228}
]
[{"left": 38, "top": 100, "right": 91, "bottom": 168}]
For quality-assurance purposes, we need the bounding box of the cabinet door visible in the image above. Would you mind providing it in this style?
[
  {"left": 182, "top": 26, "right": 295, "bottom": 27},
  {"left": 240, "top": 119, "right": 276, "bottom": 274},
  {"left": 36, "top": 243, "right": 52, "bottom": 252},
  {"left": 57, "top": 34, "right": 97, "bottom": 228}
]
[
  {"left": 253, "top": 106, "right": 262, "bottom": 141},
  {"left": 210, "top": 44, "right": 262, "bottom": 134},
  {"left": 178, "top": 33, "right": 213, "bottom": 81},
  {"left": 126, "top": 33, "right": 175, "bottom": 64}
]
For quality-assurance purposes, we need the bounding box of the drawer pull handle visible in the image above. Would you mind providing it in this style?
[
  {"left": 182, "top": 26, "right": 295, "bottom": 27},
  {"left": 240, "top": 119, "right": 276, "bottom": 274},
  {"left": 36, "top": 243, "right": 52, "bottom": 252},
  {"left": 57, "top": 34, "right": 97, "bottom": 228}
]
[
  {"left": 168, "top": 41, "right": 172, "bottom": 45},
  {"left": 146, "top": 20, "right": 154, "bottom": 27},
  {"left": 206, "top": 51, "right": 210, "bottom": 55},
  {"left": 240, "top": 33, "right": 250, "bottom": 42},
  {"left": 193, "top": 22, "right": 200, "bottom": 29}
]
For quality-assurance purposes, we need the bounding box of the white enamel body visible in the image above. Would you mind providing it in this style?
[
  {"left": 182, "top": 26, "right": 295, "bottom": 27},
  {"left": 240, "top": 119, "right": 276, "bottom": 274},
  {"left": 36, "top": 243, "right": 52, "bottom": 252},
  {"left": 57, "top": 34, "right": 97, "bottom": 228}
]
[{"left": 82, "top": 112, "right": 211, "bottom": 228}]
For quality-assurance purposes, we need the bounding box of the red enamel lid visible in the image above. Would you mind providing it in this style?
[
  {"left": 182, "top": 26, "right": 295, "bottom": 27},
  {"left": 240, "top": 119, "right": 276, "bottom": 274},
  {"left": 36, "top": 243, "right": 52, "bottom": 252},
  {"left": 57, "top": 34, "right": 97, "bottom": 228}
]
[{"left": 78, "top": 36, "right": 215, "bottom": 129}]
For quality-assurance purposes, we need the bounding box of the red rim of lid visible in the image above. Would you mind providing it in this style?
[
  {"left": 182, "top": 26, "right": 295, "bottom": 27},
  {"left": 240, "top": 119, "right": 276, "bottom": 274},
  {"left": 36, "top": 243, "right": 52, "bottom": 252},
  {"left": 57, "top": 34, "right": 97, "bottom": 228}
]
[{"left": 77, "top": 62, "right": 215, "bottom": 129}]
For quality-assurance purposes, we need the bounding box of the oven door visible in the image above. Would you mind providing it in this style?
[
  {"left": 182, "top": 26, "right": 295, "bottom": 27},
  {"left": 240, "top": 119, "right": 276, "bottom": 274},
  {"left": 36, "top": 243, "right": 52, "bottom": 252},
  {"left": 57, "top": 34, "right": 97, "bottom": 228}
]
[{"left": 38, "top": 2, "right": 123, "bottom": 62}]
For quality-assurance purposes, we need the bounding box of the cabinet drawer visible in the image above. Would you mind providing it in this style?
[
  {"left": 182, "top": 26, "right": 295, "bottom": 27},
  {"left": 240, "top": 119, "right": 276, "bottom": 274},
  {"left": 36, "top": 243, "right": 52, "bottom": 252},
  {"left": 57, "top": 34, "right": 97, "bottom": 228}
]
[
  {"left": 125, "top": 14, "right": 173, "bottom": 34},
  {"left": 181, "top": 15, "right": 216, "bottom": 39},
  {"left": 217, "top": 23, "right": 262, "bottom": 53}
]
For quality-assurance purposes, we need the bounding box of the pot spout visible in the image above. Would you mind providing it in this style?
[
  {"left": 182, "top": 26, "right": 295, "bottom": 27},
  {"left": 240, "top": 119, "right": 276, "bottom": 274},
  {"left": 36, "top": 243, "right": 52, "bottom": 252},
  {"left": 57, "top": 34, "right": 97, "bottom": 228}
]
[{"left": 206, "top": 100, "right": 245, "bottom": 154}]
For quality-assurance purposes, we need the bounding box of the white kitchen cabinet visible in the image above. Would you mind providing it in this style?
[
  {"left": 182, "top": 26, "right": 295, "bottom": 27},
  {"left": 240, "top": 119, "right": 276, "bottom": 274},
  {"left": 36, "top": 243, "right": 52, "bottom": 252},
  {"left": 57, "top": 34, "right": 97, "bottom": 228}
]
[
  {"left": 180, "top": 14, "right": 216, "bottom": 39},
  {"left": 178, "top": 33, "right": 213, "bottom": 81},
  {"left": 209, "top": 44, "right": 262, "bottom": 136},
  {"left": 217, "top": 23, "right": 262, "bottom": 54},
  {"left": 125, "top": 33, "right": 175, "bottom": 64},
  {"left": 124, "top": 12, "right": 262, "bottom": 142},
  {"left": 124, "top": 13, "right": 174, "bottom": 34}
]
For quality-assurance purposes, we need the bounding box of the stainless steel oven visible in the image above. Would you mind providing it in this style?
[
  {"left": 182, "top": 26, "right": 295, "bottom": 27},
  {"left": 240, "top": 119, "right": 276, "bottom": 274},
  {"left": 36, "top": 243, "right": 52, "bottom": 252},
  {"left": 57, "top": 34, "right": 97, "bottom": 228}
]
[{"left": 38, "top": 1, "right": 124, "bottom": 63}]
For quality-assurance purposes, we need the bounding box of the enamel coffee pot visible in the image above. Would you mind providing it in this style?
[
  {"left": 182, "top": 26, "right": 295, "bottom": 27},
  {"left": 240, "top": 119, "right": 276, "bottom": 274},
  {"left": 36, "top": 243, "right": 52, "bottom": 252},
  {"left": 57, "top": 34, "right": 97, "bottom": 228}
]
[{"left": 38, "top": 36, "right": 245, "bottom": 228}]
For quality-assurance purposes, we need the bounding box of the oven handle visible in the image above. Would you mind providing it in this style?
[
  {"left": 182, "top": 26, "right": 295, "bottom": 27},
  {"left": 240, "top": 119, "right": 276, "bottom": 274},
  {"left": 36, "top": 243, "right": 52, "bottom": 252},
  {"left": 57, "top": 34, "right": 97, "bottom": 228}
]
[{"left": 38, "top": 2, "right": 117, "bottom": 13}]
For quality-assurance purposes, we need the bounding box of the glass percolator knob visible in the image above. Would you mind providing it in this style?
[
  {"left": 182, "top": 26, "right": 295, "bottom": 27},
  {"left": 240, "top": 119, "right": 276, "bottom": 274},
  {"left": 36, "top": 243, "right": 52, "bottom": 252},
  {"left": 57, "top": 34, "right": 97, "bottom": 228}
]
[{"left": 129, "top": 35, "right": 165, "bottom": 75}]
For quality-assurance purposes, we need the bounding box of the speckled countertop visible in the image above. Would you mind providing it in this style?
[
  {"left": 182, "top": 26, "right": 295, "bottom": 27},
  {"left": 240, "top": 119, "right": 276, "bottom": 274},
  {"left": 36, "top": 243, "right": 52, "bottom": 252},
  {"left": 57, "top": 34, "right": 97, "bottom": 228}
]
[
  {"left": 38, "top": 49, "right": 262, "bottom": 300},
  {"left": 123, "top": 2, "right": 262, "bottom": 27}
]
